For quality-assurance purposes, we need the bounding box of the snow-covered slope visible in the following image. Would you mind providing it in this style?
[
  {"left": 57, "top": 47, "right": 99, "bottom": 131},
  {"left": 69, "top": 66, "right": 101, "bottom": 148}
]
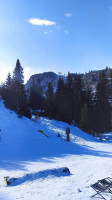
[
  {"left": 0, "top": 100, "right": 96, "bottom": 161},
  {"left": 0, "top": 100, "right": 112, "bottom": 200}
]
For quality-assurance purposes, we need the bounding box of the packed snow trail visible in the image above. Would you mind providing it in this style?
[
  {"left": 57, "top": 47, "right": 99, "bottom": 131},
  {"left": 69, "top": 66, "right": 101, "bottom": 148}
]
[{"left": 0, "top": 100, "right": 112, "bottom": 199}]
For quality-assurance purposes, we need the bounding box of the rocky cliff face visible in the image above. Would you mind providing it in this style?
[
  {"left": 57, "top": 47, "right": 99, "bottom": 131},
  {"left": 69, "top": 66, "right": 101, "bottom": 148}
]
[{"left": 26, "top": 72, "right": 64, "bottom": 92}]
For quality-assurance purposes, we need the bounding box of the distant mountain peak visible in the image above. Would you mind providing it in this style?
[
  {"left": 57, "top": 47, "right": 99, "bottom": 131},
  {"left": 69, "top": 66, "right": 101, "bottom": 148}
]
[{"left": 26, "top": 71, "right": 64, "bottom": 92}]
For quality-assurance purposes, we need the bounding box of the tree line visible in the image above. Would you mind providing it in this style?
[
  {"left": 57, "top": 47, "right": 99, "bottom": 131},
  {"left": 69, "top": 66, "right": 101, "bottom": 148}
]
[
  {"left": 0, "top": 59, "right": 31, "bottom": 118},
  {"left": 44, "top": 71, "right": 111, "bottom": 135},
  {"left": 0, "top": 59, "right": 112, "bottom": 135}
]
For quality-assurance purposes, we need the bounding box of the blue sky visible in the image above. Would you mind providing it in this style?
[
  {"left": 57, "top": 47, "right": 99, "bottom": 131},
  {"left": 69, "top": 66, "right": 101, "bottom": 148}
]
[{"left": 0, "top": 0, "right": 112, "bottom": 82}]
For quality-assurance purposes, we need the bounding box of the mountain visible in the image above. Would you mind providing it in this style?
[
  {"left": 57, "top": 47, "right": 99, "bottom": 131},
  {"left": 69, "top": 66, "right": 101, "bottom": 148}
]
[{"left": 26, "top": 72, "right": 61, "bottom": 92}]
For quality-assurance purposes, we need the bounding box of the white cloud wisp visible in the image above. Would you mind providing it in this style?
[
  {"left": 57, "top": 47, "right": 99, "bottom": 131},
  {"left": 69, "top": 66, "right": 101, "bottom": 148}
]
[
  {"left": 29, "top": 18, "right": 56, "bottom": 26},
  {"left": 64, "top": 30, "right": 69, "bottom": 34},
  {"left": 65, "top": 13, "right": 72, "bottom": 17}
]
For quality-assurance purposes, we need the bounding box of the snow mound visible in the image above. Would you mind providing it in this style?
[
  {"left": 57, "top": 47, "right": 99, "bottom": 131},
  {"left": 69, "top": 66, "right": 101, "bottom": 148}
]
[{"left": 7, "top": 167, "right": 70, "bottom": 186}]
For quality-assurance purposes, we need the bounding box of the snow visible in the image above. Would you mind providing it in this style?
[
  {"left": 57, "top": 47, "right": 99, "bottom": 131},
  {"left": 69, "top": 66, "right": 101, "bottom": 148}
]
[{"left": 0, "top": 100, "right": 112, "bottom": 199}]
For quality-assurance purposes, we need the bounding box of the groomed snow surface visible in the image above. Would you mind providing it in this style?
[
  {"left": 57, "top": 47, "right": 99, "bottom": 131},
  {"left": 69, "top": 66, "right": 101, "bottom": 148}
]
[{"left": 0, "top": 100, "right": 112, "bottom": 200}]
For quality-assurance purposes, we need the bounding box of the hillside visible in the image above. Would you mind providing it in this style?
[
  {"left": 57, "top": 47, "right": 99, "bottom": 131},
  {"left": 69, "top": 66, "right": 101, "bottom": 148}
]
[
  {"left": 0, "top": 100, "right": 112, "bottom": 200},
  {"left": 0, "top": 99, "right": 96, "bottom": 160}
]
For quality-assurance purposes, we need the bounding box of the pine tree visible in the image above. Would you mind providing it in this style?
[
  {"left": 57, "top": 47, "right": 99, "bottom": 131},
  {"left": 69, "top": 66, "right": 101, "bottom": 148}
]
[
  {"left": 64, "top": 72, "right": 73, "bottom": 123},
  {"left": 56, "top": 77, "right": 65, "bottom": 98},
  {"left": 107, "top": 69, "right": 112, "bottom": 130},
  {"left": 6, "top": 72, "right": 11, "bottom": 87},
  {"left": 44, "top": 82, "right": 54, "bottom": 118},
  {"left": 72, "top": 75, "right": 85, "bottom": 125},
  {"left": 66, "top": 72, "right": 73, "bottom": 93},
  {"left": 29, "top": 78, "right": 43, "bottom": 110},
  {"left": 13, "top": 59, "right": 24, "bottom": 84},
  {"left": 55, "top": 77, "right": 66, "bottom": 121},
  {"left": 84, "top": 85, "right": 94, "bottom": 133},
  {"left": 10, "top": 59, "right": 25, "bottom": 112},
  {"left": 80, "top": 84, "right": 94, "bottom": 133},
  {"left": 95, "top": 70, "right": 111, "bottom": 133},
  {"left": 54, "top": 73, "right": 73, "bottom": 123},
  {"left": 1, "top": 72, "right": 12, "bottom": 109},
  {"left": 81, "top": 103, "right": 88, "bottom": 132}
]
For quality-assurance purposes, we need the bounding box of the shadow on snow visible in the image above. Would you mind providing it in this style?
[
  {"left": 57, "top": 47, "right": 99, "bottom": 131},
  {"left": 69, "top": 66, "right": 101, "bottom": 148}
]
[{"left": 0, "top": 140, "right": 112, "bottom": 171}]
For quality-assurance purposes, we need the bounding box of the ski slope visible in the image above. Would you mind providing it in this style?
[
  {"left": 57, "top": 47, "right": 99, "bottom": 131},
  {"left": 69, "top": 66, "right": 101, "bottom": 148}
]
[{"left": 0, "top": 100, "right": 112, "bottom": 200}]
